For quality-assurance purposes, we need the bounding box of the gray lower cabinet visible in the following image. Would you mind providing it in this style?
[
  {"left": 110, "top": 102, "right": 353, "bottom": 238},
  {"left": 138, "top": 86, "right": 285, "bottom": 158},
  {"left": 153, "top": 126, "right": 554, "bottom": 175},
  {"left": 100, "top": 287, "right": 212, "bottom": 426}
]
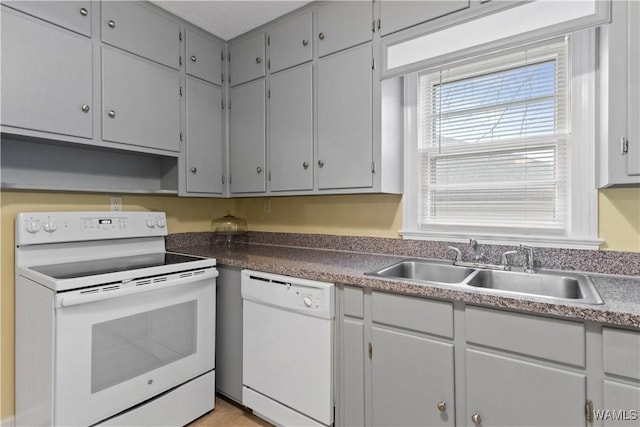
[
  {"left": 184, "top": 77, "right": 223, "bottom": 195},
  {"left": 215, "top": 266, "right": 243, "bottom": 403},
  {"left": 102, "top": 47, "right": 181, "bottom": 153},
  {"left": 229, "top": 79, "right": 267, "bottom": 193},
  {"left": 269, "top": 63, "right": 313, "bottom": 192},
  {"left": 371, "top": 327, "right": 454, "bottom": 427},
  {"left": 317, "top": 44, "right": 373, "bottom": 190},
  {"left": 465, "top": 349, "right": 586, "bottom": 427},
  {"left": 1, "top": 6, "right": 93, "bottom": 139},
  {"left": 377, "top": 0, "right": 470, "bottom": 37}
]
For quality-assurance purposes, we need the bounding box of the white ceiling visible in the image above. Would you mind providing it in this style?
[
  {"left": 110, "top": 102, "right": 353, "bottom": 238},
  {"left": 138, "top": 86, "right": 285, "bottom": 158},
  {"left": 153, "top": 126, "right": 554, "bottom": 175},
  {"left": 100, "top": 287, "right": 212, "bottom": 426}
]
[{"left": 150, "top": 1, "right": 313, "bottom": 41}]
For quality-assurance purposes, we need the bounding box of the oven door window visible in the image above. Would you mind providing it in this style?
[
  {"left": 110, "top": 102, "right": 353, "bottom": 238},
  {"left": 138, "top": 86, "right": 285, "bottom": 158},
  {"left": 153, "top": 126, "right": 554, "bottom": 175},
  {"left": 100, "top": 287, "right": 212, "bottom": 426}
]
[{"left": 91, "top": 300, "right": 197, "bottom": 393}]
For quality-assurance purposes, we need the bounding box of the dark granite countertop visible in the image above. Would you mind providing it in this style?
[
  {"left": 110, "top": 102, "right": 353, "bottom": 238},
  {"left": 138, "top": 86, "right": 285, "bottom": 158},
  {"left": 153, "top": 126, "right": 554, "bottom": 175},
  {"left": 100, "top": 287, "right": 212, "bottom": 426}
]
[{"left": 172, "top": 241, "right": 640, "bottom": 329}]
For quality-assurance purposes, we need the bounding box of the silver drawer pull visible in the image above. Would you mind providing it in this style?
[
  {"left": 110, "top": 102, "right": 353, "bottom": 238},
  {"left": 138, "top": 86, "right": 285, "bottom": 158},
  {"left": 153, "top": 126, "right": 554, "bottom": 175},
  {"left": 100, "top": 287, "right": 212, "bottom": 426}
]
[
  {"left": 256, "top": 57, "right": 262, "bottom": 64},
  {"left": 303, "top": 161, "right": 309, "bottom": 170},
  {"left": 191, "top": 167, "right": 197, "bottom": 173},
  {"left": 317, "top": 160, "right": 324, "bottom": 168},
  {"left": 108, "top": 110, "right": 116, "bottom": 118},
  {"left": 81, "top": 104, "right": 90, "bottom": 113},
  {"left": 318, "top": 32, "right": 325, "bottom": 40},
  {"left": 256, "top": 166, "right": 263, "bottom": 174},
  {"left": 302, "top": 39, "right": 308, "bottom": 46},
  {"left": 107, "top": 19, "right": 116, "bottom": 28},
  {"left": 80, "top": 7, "right": 88, "bottom": 16},
  {"left": 191, "top": 55, "right": 197, "bottom": 62}
]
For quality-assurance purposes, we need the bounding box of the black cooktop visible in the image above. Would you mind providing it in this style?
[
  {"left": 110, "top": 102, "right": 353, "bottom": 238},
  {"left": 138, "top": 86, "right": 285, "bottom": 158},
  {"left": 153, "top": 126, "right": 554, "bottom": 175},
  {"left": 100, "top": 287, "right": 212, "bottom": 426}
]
[{"left": 30, "top": 252, "right": 207, "bottom": 279}]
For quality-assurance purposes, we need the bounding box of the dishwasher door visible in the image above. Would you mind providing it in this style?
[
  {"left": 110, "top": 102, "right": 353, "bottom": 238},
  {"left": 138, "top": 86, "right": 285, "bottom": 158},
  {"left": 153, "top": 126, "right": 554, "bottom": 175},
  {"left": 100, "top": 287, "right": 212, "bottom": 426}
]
[{"left": 241, "top": 270, "right": 334, "bottom": 427}]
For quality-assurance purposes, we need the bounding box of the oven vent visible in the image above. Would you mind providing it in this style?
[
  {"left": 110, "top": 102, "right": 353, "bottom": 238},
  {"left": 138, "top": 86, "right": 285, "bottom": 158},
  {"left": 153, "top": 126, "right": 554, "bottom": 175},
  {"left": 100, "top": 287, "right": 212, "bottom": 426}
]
[
  {"left": 80, "top": 288, "right": 99, "bottom": 295},
  {"left": 102, "top": 285, "right": 120, "bottom": 292},
  {"left": 136, "top": 279, "right": 152, "bottom": 286},
  {"left": 153, "top": 277, "right": 168, "bottom": 283},
  {"left": 180, "top": 272, "right": 193, "bottom": 279},
  {"left": 194, "top": 270, "right": 205, "bottom": 276}
]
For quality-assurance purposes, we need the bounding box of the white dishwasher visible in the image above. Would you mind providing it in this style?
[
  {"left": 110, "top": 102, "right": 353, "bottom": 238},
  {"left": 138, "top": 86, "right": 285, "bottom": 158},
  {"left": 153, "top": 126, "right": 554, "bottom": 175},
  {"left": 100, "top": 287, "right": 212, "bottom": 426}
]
[{"left": 241, "top": 270, "right": 335, "bottom": 427}]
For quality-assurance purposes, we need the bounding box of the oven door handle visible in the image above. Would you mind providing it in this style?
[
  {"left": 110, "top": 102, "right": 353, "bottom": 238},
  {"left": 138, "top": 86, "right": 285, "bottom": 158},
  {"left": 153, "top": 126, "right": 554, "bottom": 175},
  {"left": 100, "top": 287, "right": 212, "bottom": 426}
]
[{"left": 57, "top": 268, "right": 218, "bottom": 308}]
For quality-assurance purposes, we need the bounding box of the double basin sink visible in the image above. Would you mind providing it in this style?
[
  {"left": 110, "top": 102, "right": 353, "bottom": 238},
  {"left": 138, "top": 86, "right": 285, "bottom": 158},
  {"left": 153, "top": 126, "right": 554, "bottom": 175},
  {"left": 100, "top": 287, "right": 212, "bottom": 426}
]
[{"left": 366, "top": 259, "right": 603, "bottom": 304}]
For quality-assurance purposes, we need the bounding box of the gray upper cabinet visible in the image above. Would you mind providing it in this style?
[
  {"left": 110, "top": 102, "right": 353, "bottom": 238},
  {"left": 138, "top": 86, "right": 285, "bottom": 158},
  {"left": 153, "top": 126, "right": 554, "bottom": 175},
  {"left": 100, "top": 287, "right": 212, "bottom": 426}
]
[
  {"left": 377, "top": 0, "right": 470, "bottom": 36},
  {"left": 229, "top": 80, "right": 266, "bottom": 193},
  {"left": 317, "top": 1, "right": 373, "bottom": 57},
  {"left": 102, "top": 48, "right": 181, "bottom": 153},
  {"left": 269, "top": 64, "right": 313, "bottom": 192},
  {"left": 317, "top": 44, "right": 373, "bottom": 190},
  {"left": 3, "top": 0, "right": 92, "bottom": 36},
  {"left": 599, "top": 0, "right": 640, "bottom": 187},
  {"left": 101, "top": 1, "right": 180, "bottom": 70},
  {"left": 185, "top": 77, "right": 223, "bottom": 194},
  {"left": 1, "top": 6, "right": 93, "bottom": 139},
  {"left": 268, "top": 11, "right": 313, "bottom": 74},
  {"left": 186, "top": 28, "right": 223, "bottom": 86},
  {"left": 229, "top": 32, "right": 266, "bottom": 87}
]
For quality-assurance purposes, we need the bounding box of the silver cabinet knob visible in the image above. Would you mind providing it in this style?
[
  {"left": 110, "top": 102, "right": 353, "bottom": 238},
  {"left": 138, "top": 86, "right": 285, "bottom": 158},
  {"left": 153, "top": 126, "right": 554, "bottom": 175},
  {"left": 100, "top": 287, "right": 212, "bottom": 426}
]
[
  {"left": 437, "top": 402, "right": 446, "bottom": 412},
  {"left": 318, "top": 32, "right": 325, "bottom": 40},
  {"left": 80, "top": 7, "right": 88, "bottom": 16},
  {"left": 107, "top": 19, "right": 116, "bottom": 28},
  {"left": 191, "top": 55, "right": 197, "bottom": 62},
  {"left": 256, "top": 57, "right": 262, "bottom": 64},
  {"left": 471, "top": 413, "right": 482, "bottom": 425},
  {"left": 302, "top": 161, "right": 309, "bottom": 170},
  {"left": 108, "top": 110, "right": 116, "bottom": 118},
  {"left": 191, "top": 167, "right": 197, "bottom": 173},
  {"left": 302, "top": 39, "right": 308, "bottom": 46},
  {"left": 256, "top": 166, "right": 262, "bottom": 174},
  {"left": 81, "top": 104, "right": 90, "bottom": 113},
  {"left": 318, "top": 160, "right": 324, "bottom": 168}
]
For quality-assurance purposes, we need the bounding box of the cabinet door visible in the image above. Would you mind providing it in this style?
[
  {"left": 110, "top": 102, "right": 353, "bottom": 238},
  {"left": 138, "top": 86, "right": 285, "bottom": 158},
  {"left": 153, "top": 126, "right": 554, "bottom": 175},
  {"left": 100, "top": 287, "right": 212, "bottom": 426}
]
[
  {"left": 229, "top": 80, "right": 266, "bottom": 193},
  {"left": 186, "top": 77, "right": 223, "bottom": 194},
  {"left": 186, "top": 29, "right": 223, "bottom": 86},
  {"left": 602, "top": 380, "right": 640, "bottom": 427},
  {"left": 466, "top": 349, "right": 586, "bottom": 427},
  {"left": 216, "top": 267, "right": 243, "bottom": 404},
  {"left": 269, "top": 64, "right": 313, "bottom": 192},
  {"left": 627, "top": 0, "right": 640, "bottom": 176},
  {"left": 317, "top": 44, "right": 373, "bottom": 190},
  {"left": 378, "top": 1, "right": 469, "bottom": 36},
  {"left": 101, "top": 1, "right": 180, "bottom": 69},
  {"left": 341, "top": 318, "right": 366, "bottom": 427},
  {"left": 102, "top": 48, "right": 181, "bottom": 153},
  {"left": 229, "top": 33, "right": 266, "bottom": 87},
  {"left": 3, "top": 1, "right": 91, "bottom": 36},
  {"left": 317, "top": 1, "right": 373, "bottom": 57},
  {"left": 1, "top": 7, "right": 92, "bottom": 138},
  {"left": 372, "top": 327, "right": 455, "bottom": 427},
  {"left": 268, "top": 12, "right": 313, "bottom": 73}
]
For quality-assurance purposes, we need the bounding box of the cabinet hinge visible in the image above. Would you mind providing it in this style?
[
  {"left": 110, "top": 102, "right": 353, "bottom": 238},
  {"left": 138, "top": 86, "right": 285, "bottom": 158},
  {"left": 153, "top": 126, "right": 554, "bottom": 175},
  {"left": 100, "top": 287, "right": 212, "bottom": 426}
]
[
  {"left": 368, "top": 342, "right": 373, "bottom": 359},
  {"left": 268, "top": 59, "right": 271, "bottom": 70},
  {"left": 228, "top": 100, "right": 231, "bottom": 109},
  {"left": 221, "top": 73, "right": 225, "bottom": 83},
  {"left": 228, "top": 52, "right": 231, "bottom": 62},
  {"left": 371, "top": 58, "right": 376, "bottom": 70},
  {"left": 268, "top": 89, "right": 271, "bottom": 99},
  {"left": 372, "top": 20, "right": 376, "bottom": 32},
  {"left": 377, "top": 18, "right": 381, "bottom": 31},
  {"left": 221, "top": 51, "right": 224, "bottom": 61},
  {"left": 267, "top": 35, "right": 270, "bottom": 46},
  {"left": 585, "top": 400, "right": 594, "bottom": 422},
  {"left": 268, "top": 171, "right": 271, "bottom": 181},
  {"left": 179, "top": 56, "right": 182, "bottom": 67},
  {"left": 180, "top": 86, "right": 183, "bottom": 97},
  {"left": 371, "top": 161, "right": 376, "bottom": 174},
  {"left": 229, "top": 175, "right": 232, "bottom": 184},
  {"left": 221, "top": 99, "right": 225, "bottom": 109},
  {"left": 179, "top": 31, "right": 182, "bottom": 42},
  {"left": 621, "top": 136, "right": 629, "bottom": 155},
  {"left": 222, "top": 175, "right": 226, "bottom": 184},
  {"left": 179, "top": 131, "right": 184, "bottom": 142}
]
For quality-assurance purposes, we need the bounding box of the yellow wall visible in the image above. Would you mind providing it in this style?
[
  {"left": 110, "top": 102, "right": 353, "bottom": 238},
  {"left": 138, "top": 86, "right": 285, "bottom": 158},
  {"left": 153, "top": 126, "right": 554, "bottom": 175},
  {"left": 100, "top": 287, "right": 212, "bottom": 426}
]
[{"left": 1, "top": 188, "right": 638, "bottom": 420}]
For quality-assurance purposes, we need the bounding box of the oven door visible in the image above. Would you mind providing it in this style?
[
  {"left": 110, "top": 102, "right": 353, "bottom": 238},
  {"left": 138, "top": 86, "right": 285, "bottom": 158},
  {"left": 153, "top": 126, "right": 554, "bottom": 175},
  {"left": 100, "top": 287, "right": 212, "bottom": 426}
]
[{"left": 53, "top": 269, "right": 216, "bottom": 427}]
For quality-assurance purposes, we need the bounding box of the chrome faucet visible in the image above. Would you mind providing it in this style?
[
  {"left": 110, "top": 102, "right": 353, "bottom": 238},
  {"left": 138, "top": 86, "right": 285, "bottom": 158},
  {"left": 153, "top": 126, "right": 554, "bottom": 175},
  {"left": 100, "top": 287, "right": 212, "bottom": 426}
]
[
  {"left": 447, "top": 246, "right": 462, "bottom": 263},
  {"left": 470, "top": 239, "right": 485, "bottom": 263},
  {"left": 500, "top": 250, "right": 519, "bottom": 271},
  {"left": 519, "top": 244, "right": 536, "bottom": 273}
]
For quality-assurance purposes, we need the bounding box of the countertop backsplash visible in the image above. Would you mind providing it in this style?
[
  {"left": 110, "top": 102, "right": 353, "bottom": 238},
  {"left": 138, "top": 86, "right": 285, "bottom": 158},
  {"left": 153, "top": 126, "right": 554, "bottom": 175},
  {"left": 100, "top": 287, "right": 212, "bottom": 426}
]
[{"left": 166, "top": 231, "right": 640, "bottom": 277}]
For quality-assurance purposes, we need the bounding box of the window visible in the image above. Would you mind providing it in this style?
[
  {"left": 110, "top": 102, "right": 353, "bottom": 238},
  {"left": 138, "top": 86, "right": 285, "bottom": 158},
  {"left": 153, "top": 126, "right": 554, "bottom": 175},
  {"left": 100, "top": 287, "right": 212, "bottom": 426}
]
[{"left": 402, "top": 34, "right": 601, "bottom": 249}]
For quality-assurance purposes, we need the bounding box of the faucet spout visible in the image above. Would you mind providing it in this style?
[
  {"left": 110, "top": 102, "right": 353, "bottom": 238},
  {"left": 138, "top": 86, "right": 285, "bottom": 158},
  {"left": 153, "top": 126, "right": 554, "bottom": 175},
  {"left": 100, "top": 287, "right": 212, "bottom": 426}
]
[
  {"left": 519, "top": 245, "right": 536, "bottom": 273},
  {"left": 447, "top": 246, "right": 462, "bottom": 264}
]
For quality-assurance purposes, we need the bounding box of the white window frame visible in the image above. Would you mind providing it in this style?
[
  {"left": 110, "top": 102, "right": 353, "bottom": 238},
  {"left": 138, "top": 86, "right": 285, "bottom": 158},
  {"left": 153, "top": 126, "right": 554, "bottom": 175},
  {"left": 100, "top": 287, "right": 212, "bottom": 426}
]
[{"left": 401, "top": 30, "right": 602, "bottom": 250}]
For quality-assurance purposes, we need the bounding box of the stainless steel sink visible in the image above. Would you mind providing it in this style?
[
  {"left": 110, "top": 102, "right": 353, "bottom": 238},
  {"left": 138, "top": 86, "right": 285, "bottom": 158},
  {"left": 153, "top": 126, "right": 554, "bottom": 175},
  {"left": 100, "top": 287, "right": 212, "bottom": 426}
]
[
  {"left": 365, "top": 259, "right": 474, "bottom": 284},
  {"left": 465, "top": 269, "right": 603, "bottom": 304}
]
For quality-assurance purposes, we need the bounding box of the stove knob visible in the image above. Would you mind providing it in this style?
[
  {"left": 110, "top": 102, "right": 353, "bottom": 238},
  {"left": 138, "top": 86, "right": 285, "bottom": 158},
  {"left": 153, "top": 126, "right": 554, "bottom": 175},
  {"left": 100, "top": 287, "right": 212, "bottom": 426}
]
[
  {"left": 26, "top": 220, "right": 41, "bottom": 234},
  {"left": 156, "top": 217, "right": 166, "bottom": 228},
  {"left": 303, "top": 296, "right": 313, "bottom": 308},
  {"left": 43, "top": 220, "right": 57, "bottom": 233},
  {"left": 146, "top": 217, "right": 156, "bottom": 228}
]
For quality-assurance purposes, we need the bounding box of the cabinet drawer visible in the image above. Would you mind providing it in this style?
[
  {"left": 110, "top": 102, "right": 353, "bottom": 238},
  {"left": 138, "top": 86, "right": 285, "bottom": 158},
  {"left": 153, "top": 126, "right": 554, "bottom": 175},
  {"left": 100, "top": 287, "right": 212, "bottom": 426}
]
[
  {"left": 466, "top": 306, "right": 585, "bottom": 366},
  {"left": 229, "top": 32, "right": 266, "bottom": 86},
  {"left": 371, "top": 291, "right": 453, "bottom": 338},
  {"left": 268, "top": 11, "right": 313, "bottom": 73},
  {"left": 186, "top": 28, "right": 223, "bottom": 86},
  {"left": 603, "top": 327, "right": 640, "bottom": 380},
  {"left": 343, "top": 286, "right": 364, "bottom": 318},
  {"left": 101, "top": 2, "right": 180, "bottom": 69},
  {"left": 4, "top": 1, "right": 92, "bottom": 36}
]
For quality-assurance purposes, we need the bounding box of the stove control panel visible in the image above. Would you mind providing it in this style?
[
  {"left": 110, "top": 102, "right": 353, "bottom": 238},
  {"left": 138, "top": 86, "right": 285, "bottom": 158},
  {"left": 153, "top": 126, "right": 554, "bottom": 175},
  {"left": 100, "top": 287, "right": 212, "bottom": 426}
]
[{"left": 16, "top": 211, "right": 168, "bottom": 245}]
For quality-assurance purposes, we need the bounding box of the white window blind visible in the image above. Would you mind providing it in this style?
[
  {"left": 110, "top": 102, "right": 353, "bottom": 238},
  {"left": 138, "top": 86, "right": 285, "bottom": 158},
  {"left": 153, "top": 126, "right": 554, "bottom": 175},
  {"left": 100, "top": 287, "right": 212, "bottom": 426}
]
[{"left": 417, "top": 40, "right": 569, "bottom": 234}]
